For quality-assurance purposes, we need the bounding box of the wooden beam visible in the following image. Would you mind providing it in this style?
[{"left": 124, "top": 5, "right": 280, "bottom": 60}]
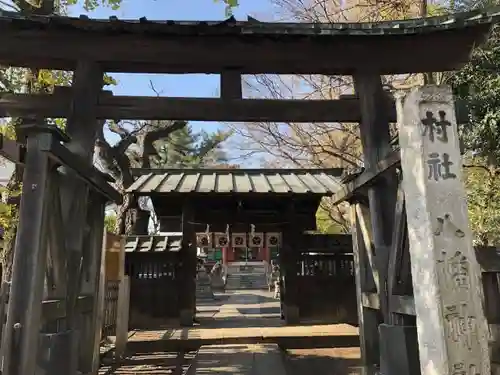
[
  {"left": 354, "top": 73, "right": 397, "bottom": 326},
  {"left": 0, "top": 21, "right": 489, "bottom": 74},
  {"left": 0, "top": 134, "right": 25, "bottom": 165},
  {"left": 361, "top": 291, "right": 380, "bottom": 310},
  {"left": 387, "top": 184, "right": 409, "bottom": 321},
  {"left": 351, "top": 205, "right": 381, "bottom": 368},
  {"left": 389, "top": 295, "right": 415, "bottom": 316},
  {"left": 361, "top": 292, "right": 416, "bottom": 316},
  {"left": 41, "top": 295, "right": 94, "bottom": 322},
  {"left": 0, "top": 92, "right": 396, "bottom": 123},
  {"left": 355, "top": 204, "right": 379, "bottom": 292},
  {"left": 46, "top": 140, "right": 122, "bottom": 204},
  {"left": 47, "top": 171, "right": 68, "bottom": 297},
  {"left": 220, "top": 72, "right": 242, "bottom": 100},
  {"left": 332, "top": 150, "right": 401, "bottom": 205},
  {"left": 475, "top": 247, "right": 500, "bottom": 272},
  {"left": 17, "top": 123, "right": 119, "bottom": 202},
  {"left": 0, "top": 91, "right": 470, "bottom": 124}
]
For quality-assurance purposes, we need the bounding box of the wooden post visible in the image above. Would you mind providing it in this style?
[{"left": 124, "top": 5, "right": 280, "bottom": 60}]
[
  {"left": 58, "top": 61, "right": 102, "bottom": 372},
  {"left": 350, "top": 204, "right": 382, "bottom": 370},
  {"left": 354, "top": 73, "right": 397, "bottom": 324},
  {"left": 282, "top": 204, "right": 300, "bottom": 325},
  {"left": 220, "top": 72, "right": 242, "bottom": 100},
  {"left": 2, "top": 125, "right": 52, "bottom": 375},
  {"left": 90, "top": 231, "right": 108, "bottom": 374},
  {"left": 79, "top": 193, "right": 106, "bottom": 374},
  {"left": 115, "top": 276, "right": 130, "bottom": 360},
  {"left": 180, "top": 203, "right": 196, "bottom": 326},
  {"left": 399, "top": 85, "right": 490, "bottom": 375}
]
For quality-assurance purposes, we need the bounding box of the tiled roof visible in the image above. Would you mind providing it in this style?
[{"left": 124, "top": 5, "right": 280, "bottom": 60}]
[
  {"left": 126, "top": 168, "right": 343, "bottom": 195},
  {"left": 124, "top": 235, "right": 182, "bottom": 252},
  {"left": 0, "top": 7, "right": 499, "bottom": 36}
]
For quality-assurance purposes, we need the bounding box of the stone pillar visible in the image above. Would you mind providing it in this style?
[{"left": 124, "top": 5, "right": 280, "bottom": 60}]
[{"left": 398, "top": 85, "right": 490, "bottom": 375}]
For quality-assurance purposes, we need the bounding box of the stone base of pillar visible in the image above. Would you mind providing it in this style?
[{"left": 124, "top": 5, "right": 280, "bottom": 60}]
[
  {"left": 179, "top": 309, "right": 194, "bottom": 327},
  {"left": 284, "top": 305, "right": 300, "bottom": 325},
  {"left": 379, "top": 324, "right": 420, "bottom": 375}
]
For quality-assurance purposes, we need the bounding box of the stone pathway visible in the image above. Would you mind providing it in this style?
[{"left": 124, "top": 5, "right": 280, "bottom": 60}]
[
  {"left": 191, "top": 344, "right": 287, "bottom": 375},
  {"left": 103, "top": 290, "right": 362, "bottom": 374},
  {"left": 206, "top": 289, "right": 281, "bottom": 327},
  {"left": 128, "top": 290, "right": 358, "bottom": 351}
]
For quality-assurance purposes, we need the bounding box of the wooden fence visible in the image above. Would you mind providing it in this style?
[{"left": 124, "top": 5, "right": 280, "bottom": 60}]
[
  {"left": 102, "top": 280, "right": 119, "bottom": 338},
  {"left": 296, "top": 241, "right": 357, "bottom": 324}
]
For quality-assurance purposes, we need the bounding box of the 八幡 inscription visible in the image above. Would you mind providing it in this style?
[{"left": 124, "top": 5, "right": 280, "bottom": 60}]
[
  {"left": 433, "top": 214, "right": 465, "bottom": 238},
  {"left": 427, "top": 153, "right": 457, "bottom": 181},
  {"left": 444, "top": 303, "right": 477, "bottom": 351},
  {"left": 437, "top": 250, "right": 470, "bottom": 290},
  {"left": 451, "top": 362, "right": 480, "bottom": 375},
  {"left": 421, "top": 110, "right": 452, "bottom": 143}
]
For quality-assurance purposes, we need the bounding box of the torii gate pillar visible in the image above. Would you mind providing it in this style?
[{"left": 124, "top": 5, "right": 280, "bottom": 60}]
[{"left": 399, "top": 85, "right": 490, "bottom": 375}]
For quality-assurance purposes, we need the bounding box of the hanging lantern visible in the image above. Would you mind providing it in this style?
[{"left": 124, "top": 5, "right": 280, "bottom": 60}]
[
  {"left": 231, "top": 233, "right": 247, "bottom": 248},
  {"left": 266, "top": 232, "right": 282, "bottom": 247}
]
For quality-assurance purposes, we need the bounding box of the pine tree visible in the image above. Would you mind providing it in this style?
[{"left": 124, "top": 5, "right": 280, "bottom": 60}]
[{"left": 153, "top": 123, "right": 230, "bottom": 168}]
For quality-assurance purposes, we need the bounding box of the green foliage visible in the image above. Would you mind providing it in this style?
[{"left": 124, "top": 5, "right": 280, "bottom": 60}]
[
  {"left": 448, "top": 4, "right": 500, "bottom": 245},
  {"left": 154, "top": 124, "right": 231, "bottom": 168},
  {"left": 64, "top": 0, "right": 122, "bottom": 10},
  {"left": 55, "top": 0, "right": 122, "bottom": 11},
  {"left": 214, "top": 0, "right": 239, "bottom": 16},
  {"left": 0, "top": 186, "right": 21, "bottom": 232},
  {"left": 315, "top": 204, "right": 347, "bottom": 234},
  {"left": 463, "top": 157, "right": 500, "bottom": 245},
  {"left": 104, "top": 214, "right": 117, "bottom": 234},
  {"left": 452, "top": 28, "right": 500, "bottom": 167}
]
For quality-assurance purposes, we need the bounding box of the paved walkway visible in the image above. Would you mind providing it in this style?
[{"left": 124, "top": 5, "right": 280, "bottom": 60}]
[
  {"left": 196, "top": 289, "right": 282, "bottom": 327},
  {"left": 191, "top": 344, "right": 287, "bottom": 375},
  {"left": 128, "top": 290, "right": 359, "bottom": 351},
  {"left": 101, "top": 290, "right": 362, "bottom": 374}
]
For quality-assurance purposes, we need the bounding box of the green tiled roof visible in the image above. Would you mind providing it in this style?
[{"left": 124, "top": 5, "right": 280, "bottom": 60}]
[
  {"left": 127, "top": 168, "right": 343, "bottom": 196},
  {"left": 124, "top": 235, "right": 182, "bottom": 252}
]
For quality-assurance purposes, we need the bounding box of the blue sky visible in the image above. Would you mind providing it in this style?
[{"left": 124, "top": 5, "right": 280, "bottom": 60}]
[{"left": 68, "top": 0, "right": 277, "bottom": 146}]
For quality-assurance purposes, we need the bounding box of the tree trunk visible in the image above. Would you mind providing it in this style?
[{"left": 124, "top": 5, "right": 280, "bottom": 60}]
[{"left": 116, "top": 194, "right": 150, "bottom": 235}]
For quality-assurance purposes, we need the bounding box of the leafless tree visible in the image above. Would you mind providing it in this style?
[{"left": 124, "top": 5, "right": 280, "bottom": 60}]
[{"left": 229, "top": 0, "right": 422, "bottom": 231}]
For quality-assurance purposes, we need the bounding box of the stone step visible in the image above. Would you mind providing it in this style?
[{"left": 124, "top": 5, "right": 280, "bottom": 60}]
[
  {"left": 188, "top": 344, "right": 287, "bottom": 375},
  {"left": 225, "top": 273, "right": 268, "bottom": 290}
]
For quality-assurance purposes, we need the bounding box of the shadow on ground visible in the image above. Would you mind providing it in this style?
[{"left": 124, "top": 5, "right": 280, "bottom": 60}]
[
  {"left": 99, "top": 351, "right": 196, "bottom": 375},
  {"left": 283, "top": 348, "right": 366, "bottom": 375},
  {"left": 99, "top": 348, "right": 367, "bottom": 375},
  {"left": 236, "top": 306, "right": 281, "bottom": 315}
]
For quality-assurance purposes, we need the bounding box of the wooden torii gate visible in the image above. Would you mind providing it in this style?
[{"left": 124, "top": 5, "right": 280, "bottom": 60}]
[{"left": 0, "top": 7, "right": 499, "bottom": 375}]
